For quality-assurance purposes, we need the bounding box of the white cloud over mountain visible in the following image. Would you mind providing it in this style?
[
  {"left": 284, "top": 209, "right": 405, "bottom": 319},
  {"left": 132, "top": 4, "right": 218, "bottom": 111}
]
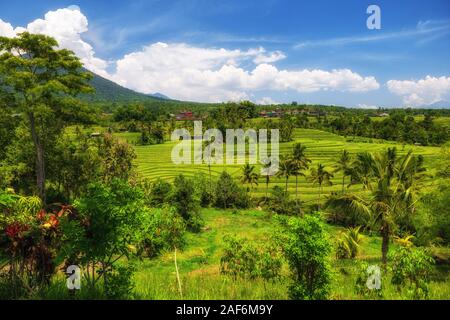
[
  {"left": 1, "top": 6, "right": 384, "bottom": 102},
  {"left": 387, "top": 76, "right": 450, "bottom": 106},
  {"left": 111, "top": 42, "right": 380, "bottom": 102}
]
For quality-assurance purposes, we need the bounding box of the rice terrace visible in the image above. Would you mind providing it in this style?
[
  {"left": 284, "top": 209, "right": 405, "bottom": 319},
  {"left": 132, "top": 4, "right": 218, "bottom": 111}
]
[{"left": 0, "top": 0, "right": 449, "bottom": 309}]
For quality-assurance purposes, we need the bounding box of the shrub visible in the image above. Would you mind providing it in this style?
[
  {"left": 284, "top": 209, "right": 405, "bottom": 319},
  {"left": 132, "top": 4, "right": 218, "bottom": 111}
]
[
  {"left": 0, "top": 191, "right": 73, "bottom": 298},
  {"left": 276, "top": 214, "right": 332, "bottom": 300},
  {"left": 336, "top": 226, "right": 363, "bottom": 259},
  {"left": 59, "top": 179, "right": 150, "bottom": 297},
  {"left": 214, "top": 171, "right": 250, "bottom": 209},
  {"left": 390, "top": 246, "right": 434, "bottom": 299},
  {"left": 220, "top": 235, "right": 282, "bottom": 282},
  {"left": 267, "top": 186, "right": 293, "bottom": 215},
  {"left": 148, "top": 178, "right": 172, "bottom": 207},
  {"left": 414, "top": 181, "right": 450, "bottom": 246},
  {"left": 139, "top": 206, "right": 186, "bottom": 257},
  {"left": 170, "top": 174, "right": 202, "bottom": 232},
  {"left": 192, "top": 173, "right": 213, "bottom": 207}
]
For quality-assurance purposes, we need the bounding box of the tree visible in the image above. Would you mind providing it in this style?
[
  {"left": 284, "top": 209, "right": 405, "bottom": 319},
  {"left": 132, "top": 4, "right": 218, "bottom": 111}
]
[
  {"left": 276, "top": 215, "right": 331, "bottom": 300},
  {"left": 349, "top": 152, "right": 374, "bottom": 190},
  {"left": 308, "top": 163, "right": 333, "bottom": 210},
  {"left": 334, "top": 150, "right": 352, "bottom": 194},
  {"left": 214, "top": 171, "right": 249, "bottom": 209},
  {"left": 0, "top": 33, "right": 93, "bottom": 202},
  {"left": 241, "top": 163, "right": 259, "bottom": 191},
  {"left": 260, "top": 158, "right": 276, "bottom": 201},
  {"left": 390, "top": 246, "right": 434, "bottom": 299},
  {"left": 170, "top": 174, "right": 201, "bottom": 231},
  {"left": 290, "top": 143, "right": 311, "bottom": 210},
  {"left": 325, "top": 148, "right": 425, "bottom": 265},
  {"left": 277, "top": 156, "right": 294, "bottom": 192}
]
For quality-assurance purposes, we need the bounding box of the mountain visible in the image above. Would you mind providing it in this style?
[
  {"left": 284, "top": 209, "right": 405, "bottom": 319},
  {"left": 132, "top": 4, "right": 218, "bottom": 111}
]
[
  {"left": 82, "top": 71, "right": 171, "bottom": 103},
  {"left": 418, "top": 100, "right": 450, "bottom": 109},
  {"left": 150, "top": 92, "right": 170, "bottom": 100}
]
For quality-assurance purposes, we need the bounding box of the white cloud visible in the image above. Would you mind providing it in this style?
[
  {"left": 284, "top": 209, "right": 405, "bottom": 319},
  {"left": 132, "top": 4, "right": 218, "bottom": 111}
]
[
  {"left": 387, "top": 76, "right": 450, "bottom": 106},
  {"left": 253, "top": 48, "right": 286, "bottom": 64},
  {"left": 357, "top": 103, "right": 378, "bottom": 109},
  {"left": 257, "top": 97, "right": 280, "bottom": 105},
  {"left": 111, "top": 42, "right": 379, "bottom": 102},
  {"left": 0, "top": 19, "right": 15, "bottom": 37},
  {"left": 0, "top": 6, "right": 380, "bottom": 103},
  {"left": 0, "top": 7, "right": 109, "bottom": 77}
]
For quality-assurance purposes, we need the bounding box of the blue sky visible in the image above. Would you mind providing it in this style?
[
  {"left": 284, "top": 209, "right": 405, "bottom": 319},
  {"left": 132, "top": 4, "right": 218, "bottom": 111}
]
[{"left": 0, "top": 0, "right": 450, "bottom": 106}]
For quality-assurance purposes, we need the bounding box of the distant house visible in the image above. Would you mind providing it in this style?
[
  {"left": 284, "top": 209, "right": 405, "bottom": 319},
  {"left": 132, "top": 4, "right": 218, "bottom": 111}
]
[
  {"left": 175, "top": 111, "right": 195, "bottom": 120},
  {"left": 377, "top": 112, "right": 389, "bottom": 117},
  {"left": 308, "top": 110, "right": 327, "bottom": 117},
  {"left": 259, "top": 109, "right": 284, "bottom": 118}
]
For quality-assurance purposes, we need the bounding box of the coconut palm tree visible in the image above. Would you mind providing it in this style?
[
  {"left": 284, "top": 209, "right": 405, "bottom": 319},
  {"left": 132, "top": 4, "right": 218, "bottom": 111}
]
[
  {"left": 260, "top": 158, "right": 276, "bottom": 200},
  {"left": 334, "top": 150, "right": 352, "bottom": 194},
  {"left": 290, "top": 143, "right": 311, "bottom": 208},
  {"left": 349, "top": 152, "right": 375, "bottom": 190},
  {"left": 309, "top": 163, "right": 333, "bottom": 210},
  {"left": 241, "top": 163, "right": 259, "bottom": 191},
  {"left": 277, "top": 157, "right": 294, "bottom": 192},
  {"left": 325, "top": 148, "right": 424, "bottom": 265},
  {"left": 203, "top": 139, "right": 213, "bottom": 192}
]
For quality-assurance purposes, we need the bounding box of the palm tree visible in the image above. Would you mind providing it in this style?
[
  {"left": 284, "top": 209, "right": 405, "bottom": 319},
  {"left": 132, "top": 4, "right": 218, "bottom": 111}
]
[
  {"left": 309, "top": 163, "right": 333, "bottom": 210},
  {"left": 325, "top": 148, "right": 424, "bottom": 265},
  {"left": 290, "top": 143, "right": 311, "bottom": 208},
  {"left": 203, "top": 140, "right": 213, "bottom": 192},
  {"left": 260, "top": 158, "right": 276, "bottom": 200},
  {"left": 277, "top": 157, "right": 294, "bottom": 192},
  {"left": 334, "top": 150, "right": 352, "bottom": 194},
  {"left": 349, "top": 152, "right": 375, "bottom": 190},
  {"left": 241, "top": 163, "right": 259, "bottom": 191}
]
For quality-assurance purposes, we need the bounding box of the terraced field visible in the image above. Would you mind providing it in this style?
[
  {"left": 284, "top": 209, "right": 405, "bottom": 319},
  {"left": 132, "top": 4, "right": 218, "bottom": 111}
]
[{"left": 116, "top": 128, "right": 444, "bottom": 204}]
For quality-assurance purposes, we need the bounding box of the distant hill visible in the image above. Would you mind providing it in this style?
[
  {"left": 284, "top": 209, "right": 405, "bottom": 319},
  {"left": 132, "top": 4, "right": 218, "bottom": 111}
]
[
  {"left": 423, "top": 100, "right": 450, "bottom": 109},
  {"left": 81, "top": 71, "right": 171, "bottom": 103}
]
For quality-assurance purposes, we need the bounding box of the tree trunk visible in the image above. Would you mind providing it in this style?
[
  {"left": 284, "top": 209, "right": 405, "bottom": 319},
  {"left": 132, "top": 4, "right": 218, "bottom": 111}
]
[
  {"left": 317, "top": 185, "right": 321, "bottom": 211},
  {"left": 285, "top": 176, "right": 288, "bottom": 192},
  {"left": 265, "top": 175, "right": 269, "bottom": 201},
  {"left": 381, "top": 223, "right": 390, "bottom": 266},
  {"left": 208, "top": 163, "right": 212, "bottom": 193},
  {"left": 28, "top": 112, "right": 46, "bottom": 203}
]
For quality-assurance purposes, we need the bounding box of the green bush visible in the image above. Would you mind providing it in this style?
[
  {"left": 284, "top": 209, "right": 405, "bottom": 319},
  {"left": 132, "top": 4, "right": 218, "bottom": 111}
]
[
  {"left": 214, "top": 171, "right": 250, "bottom": 209},
  {"left": 276, "top": 214, "right": 332, "bottom": 300},
  {"left": 148, "top": 178, "right": 172, "bottom": 207},
  {"left": 336, "top": 226, "right": 363, "bottom": 259},
  {"left": 139, "top": 206, "right": 186, "bottom": 257},
  {"left": 267, "top": 186, "right": 294, "bottom": 215},
  {"left": 59, "top": 179, "right": 150, "bottom": 298},
  {"left": 170, "top": 174, "right": 202, "bottom": 232},
  {"left": 220, "top": 235, "right": 282, "bottom": 282},
  {"left": 390, "top": 246, "right": 434, "bottom": 299}
]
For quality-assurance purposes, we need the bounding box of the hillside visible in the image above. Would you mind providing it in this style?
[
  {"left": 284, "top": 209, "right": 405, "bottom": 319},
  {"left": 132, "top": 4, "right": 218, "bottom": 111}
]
[{"left": 81, "top": 71, "right": 171, "bottom": 103}]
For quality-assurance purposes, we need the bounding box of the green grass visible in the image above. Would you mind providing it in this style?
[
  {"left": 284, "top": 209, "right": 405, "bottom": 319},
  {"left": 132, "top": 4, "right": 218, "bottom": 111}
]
[
  {"left": 57, "top": 125, "right": 449, "bottom": 300},
  {"left": 114, "top": 128, "right": 444, "bottom": 204},
  {"left": 128, "top": 208, "right": 450, "bottom": 300}
]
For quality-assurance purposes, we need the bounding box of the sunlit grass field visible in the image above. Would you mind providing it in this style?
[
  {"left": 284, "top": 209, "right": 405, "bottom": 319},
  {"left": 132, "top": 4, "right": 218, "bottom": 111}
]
[
  {"left": 130, "top": 208, "right": 450, "bottom": 300},
  {"left": 54, "top": 126, "right": 450, "bottom": 300},
  {"left": 113, "top": 128, "right": 445, "bottom": 204}
]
